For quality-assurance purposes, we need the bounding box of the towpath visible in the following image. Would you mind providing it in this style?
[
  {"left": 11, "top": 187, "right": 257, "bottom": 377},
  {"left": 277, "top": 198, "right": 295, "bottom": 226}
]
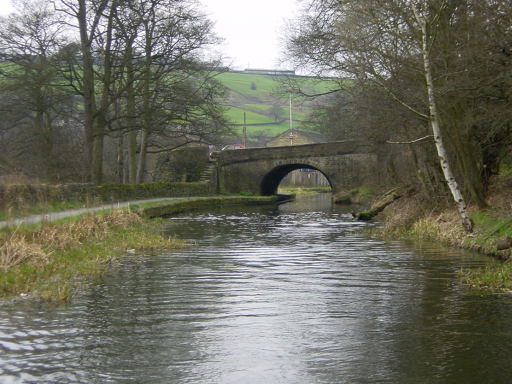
[{"left": 0, "top": 198, "right": 180, "bottom": 229}]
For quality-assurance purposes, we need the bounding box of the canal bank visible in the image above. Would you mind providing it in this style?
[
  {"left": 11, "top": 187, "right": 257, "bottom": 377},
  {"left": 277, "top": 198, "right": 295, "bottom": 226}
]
[
  {"left": 0, "top": 195, "right": 280, "bottom": 301},
  {"left": 2, "top": 193, "right": 509, "bottom": 383},
  {"left": 372, "top": 190, "right": 512, "bottom": 291}
]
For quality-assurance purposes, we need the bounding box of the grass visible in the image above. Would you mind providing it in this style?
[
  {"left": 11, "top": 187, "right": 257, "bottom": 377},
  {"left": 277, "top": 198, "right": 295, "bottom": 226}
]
[
  {"left": 216, "top": 72, "right": 335, "bottom": 139},
  {"left": 366, "top": 157, "right": 512, "bottom": 291},
  {"left": 461, "top": 261, "right": 512, "bottom": 292},
  {"left": 217, "top": 72, "right": 338, "bottom": 96},
  {"left": 460, "top": 209, "right": 512, "bottom": 291},
  {"left": 224, "top": 106, "right": 275, "bottom": 124},
  {"left": 243, "top": 103, "right": 273, "bottom": 113},
  {"left": 233, "top": 120, "right": 307, "bottom": 138},
  {"left": 217, "top": 72, "right": 281, "bottom": 95},
  {"left": 0, "top": 209, "right": 184, "bottom": 302},
  {"left": 0, "top": 195, "right": 281, "bottom": 301},
  {"left": 0, "top": 199, "right": 99, "bottom": 221},
  {"left": 374, "top": 193, "right": 512, "bottom": 291},
  {"left": 278, "top": 186, "right": 332, "bottom": 195},
  {"left": 242, "top": 103, "right": 310, "bottom": 121}
]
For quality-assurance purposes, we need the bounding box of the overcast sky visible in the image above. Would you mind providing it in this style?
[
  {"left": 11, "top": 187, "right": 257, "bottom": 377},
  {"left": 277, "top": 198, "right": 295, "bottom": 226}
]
[
  {"left": 0, "top": 0, "right": 299, "bottom": 70},
  {"left": 200, "top": 0, "right": 299, "bottom": 70}
]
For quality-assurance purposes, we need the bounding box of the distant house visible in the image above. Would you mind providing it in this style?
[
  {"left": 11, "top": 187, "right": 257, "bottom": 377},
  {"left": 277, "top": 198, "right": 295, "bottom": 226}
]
[{"left": 266, "top": 129, "right": 330, "bottom": 188}]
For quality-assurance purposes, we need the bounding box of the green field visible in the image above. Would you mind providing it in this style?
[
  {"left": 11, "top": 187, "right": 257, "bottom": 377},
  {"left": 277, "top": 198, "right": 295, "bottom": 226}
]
[
  {"left": 216, "top": 72, "right": 337, "bottom": 139},
  {"left": 232, "top": 121, "right": 305, "bottom": 138},
  {"left": 217, "top": 72, "right": 281, "bottom": 95},
  {"left": 224, "top": 107, "right": 275, "bottom": 125}
]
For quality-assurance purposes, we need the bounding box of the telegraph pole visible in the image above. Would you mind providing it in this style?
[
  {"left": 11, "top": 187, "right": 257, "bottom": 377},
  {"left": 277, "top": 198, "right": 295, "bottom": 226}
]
[
  {"left": 243, "top": 111, "right": 247, "bottom": 147},
  {"left": 289, "top": 94, "right": 293, "bottom": 145}
]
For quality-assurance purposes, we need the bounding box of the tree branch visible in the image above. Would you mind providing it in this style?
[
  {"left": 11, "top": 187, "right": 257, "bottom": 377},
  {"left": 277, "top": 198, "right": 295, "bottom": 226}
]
[{"left": 386, "top": 135, "right": 433, "bottom": 144}]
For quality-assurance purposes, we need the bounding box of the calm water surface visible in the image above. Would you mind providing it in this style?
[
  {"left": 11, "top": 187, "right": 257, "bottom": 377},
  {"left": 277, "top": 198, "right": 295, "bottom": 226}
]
[{"left": 1, "top": 194, "right": 512, "bottom": 383}]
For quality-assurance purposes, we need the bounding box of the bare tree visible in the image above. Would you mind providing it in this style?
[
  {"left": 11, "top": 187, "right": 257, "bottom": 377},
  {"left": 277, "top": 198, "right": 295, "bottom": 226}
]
[
  {"left": 51, "top": 0, "right": 226, "bottom": 183},
  {"left": 0, "top": 0, "right": 82, "bottom": 181},
  {"left": 286, "top": 0, "right": 512, "bottom": 231},
  {"left": 123, "top": 0, "right": 228, "bottom": 183}
]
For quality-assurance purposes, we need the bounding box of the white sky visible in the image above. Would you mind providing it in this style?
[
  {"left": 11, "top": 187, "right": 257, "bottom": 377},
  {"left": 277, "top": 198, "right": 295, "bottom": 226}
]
[
  {"left": 0, "top": 0, "right": 14, "bottom": 14},
  {"left": 0, "top": 0, "right": 299, "bottom": 70},
  {"left": 201, "top": 0, "right": 299, "bottom": 70}
]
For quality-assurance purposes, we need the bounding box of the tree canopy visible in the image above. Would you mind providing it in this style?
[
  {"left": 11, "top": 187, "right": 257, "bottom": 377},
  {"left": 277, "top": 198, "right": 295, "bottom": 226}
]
[
  {"left": 0, "top": 0, "right": 230, "bottom": 183},
  {"left": 286, "top": 0, "right": 512, "bottom": 229}
]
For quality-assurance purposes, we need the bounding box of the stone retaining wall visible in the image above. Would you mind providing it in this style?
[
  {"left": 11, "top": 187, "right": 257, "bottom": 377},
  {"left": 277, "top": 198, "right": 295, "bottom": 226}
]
[{"left": 0, "top": 182, "right": 213, "bottom": 211}]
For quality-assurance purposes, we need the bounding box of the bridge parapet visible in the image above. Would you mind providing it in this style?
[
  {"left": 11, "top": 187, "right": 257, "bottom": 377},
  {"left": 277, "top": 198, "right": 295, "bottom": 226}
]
[{"left": 216, "top": 141, "right": 374, "bottom": 165}]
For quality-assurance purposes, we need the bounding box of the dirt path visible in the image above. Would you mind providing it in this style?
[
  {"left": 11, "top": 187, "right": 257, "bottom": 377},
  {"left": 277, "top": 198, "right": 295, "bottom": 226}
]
[{"left": 0, "top": 198, "right": 180, "bottom": 229}]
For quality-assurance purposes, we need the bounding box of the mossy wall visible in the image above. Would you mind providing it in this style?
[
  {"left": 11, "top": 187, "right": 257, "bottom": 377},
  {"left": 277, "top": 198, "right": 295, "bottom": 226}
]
[{"left": 0, "top": 182, "right": 213, "bottom": 211}]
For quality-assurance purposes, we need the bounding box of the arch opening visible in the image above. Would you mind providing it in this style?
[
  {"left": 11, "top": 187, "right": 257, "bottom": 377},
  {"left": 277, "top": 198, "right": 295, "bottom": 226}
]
[{"left": 260, "top": 164, "right": 332, "bottom": 195}]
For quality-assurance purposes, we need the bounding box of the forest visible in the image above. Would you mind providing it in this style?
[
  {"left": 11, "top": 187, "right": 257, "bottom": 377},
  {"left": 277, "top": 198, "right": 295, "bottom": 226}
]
[{"left": 0, "top": 0, "right": 230, "bottom": 185}]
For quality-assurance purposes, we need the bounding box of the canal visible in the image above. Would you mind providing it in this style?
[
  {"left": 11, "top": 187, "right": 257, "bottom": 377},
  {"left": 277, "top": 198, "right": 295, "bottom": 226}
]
[{"left": 1, "top": 194, "right": 512, "bottom": 383}]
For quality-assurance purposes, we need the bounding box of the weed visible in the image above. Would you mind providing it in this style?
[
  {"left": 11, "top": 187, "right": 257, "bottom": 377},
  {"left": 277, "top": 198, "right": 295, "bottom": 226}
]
[
  {"left": 0, "top": 231, "right": 48, "bottom": 271},
  {"left": 0, "top": 209, "right": 183, "bottom": 301}
]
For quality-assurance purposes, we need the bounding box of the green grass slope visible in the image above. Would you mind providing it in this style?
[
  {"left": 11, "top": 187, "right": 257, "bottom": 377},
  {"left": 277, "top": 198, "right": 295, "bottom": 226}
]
[{"left": 216, "top": 72, "right": 337, "bottom": 140}]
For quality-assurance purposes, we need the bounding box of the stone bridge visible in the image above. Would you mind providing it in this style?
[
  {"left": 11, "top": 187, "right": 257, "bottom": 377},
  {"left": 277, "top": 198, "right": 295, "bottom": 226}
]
[{"left": 214, "top": 141, "right": 380, "bottom": 195}]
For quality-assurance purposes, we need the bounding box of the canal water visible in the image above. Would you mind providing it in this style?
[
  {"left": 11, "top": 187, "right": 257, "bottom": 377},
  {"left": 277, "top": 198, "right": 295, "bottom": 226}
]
[{"left": 1, "top": 194, "right": 512, "bottom": 383}]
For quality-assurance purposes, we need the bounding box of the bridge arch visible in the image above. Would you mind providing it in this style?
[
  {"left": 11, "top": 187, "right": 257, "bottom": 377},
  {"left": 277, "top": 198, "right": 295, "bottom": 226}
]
[
  {"left": 215, "top": 142, "right": 379, "bottom": 196},
  {"left": 260, "top": 163, "right": 333, "bottom": 195}
]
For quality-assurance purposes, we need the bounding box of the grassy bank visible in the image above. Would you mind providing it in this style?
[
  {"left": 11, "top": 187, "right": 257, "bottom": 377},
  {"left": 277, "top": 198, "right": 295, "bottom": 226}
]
[
  {"left": 0, "top": 195, "right": 281, "bottom": 301},
  {"left": 0, "top": 209, "right": 184, "bottom": 302},
  {"left": 376, "top": 193, "right": 512, "bottom": 291}
]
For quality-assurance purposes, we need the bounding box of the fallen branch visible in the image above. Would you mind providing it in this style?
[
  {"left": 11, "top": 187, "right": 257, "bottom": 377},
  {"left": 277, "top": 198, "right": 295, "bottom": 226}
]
[{"left": 354, "top": 185, "right": 415, "bottom": 221}]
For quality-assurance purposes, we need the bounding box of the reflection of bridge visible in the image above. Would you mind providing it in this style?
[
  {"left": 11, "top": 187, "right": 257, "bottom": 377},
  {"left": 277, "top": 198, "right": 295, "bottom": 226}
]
[{"left": 214, "top": 141, "right": 379, "bottom": 195}]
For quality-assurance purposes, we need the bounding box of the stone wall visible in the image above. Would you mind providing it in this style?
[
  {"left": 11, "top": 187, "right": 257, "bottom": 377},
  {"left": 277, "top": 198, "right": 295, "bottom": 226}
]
[{"left": 153, "top": 146, "right": 210, "bottom": 182}]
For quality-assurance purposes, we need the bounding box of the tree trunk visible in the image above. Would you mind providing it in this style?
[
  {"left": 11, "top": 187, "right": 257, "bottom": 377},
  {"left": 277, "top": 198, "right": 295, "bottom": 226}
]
[
  {"left": 77, "top": 0, "right": 97, "bottom": 181},
  {"left": 92, "top": 0, "right": 117, "bottom": 185},
  {"left": 117, "top": 134, "right": 124, "bottom": 183},
  {"left": 452, "top": 133, "right": 487, "bottom": 208},
  {"left": 136, "top": 19, "right": 153, "bottom": 185},
  {"left": 91, "top": 126, "right": 104, "bottom": 185},
  {"left": 128, "top": 129, "right": 137, "bottom": 184},
  {"left": 136, "top": 128, "right": 148, "bottom": 184},
  {"left": 417, "top": 9, "right": 473, "bottom": 232},
  {"left": 125, "top": 43, "right": 137, "bottom": 184}
]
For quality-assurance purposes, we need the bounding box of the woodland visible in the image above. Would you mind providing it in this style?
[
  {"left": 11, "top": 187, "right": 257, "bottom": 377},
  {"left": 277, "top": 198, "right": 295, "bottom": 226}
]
[{"left": 286, "top": 0, "right": 512, "bottom": 230}]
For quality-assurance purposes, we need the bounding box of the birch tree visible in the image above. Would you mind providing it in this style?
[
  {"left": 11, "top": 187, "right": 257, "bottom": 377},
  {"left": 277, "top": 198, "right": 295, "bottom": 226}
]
[
  {"left": 286, "top": 0, "right": 476, "bottom": 231},
  {"left": 410, "top": 1, "right": 473, "bottom": 231}
]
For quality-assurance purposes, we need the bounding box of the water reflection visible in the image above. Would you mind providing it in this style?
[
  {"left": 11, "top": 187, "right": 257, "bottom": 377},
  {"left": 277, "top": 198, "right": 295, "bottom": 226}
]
[{"left": 1, "top": 194, "right": 512, "bottom": 383}]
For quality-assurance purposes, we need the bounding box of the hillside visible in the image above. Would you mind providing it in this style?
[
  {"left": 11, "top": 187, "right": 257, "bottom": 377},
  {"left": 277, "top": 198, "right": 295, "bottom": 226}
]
[{"left": 216, "top": 71, "right": 337, "bottom": 144}]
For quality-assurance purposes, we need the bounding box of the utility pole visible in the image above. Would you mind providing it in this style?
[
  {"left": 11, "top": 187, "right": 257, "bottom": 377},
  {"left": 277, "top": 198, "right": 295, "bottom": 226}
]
[
  {"left": 289, "top": 94, "right": 293, "bottom": 145},
  {"left": 243, "top": 112, "right": 247, "bottom": 147}
]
